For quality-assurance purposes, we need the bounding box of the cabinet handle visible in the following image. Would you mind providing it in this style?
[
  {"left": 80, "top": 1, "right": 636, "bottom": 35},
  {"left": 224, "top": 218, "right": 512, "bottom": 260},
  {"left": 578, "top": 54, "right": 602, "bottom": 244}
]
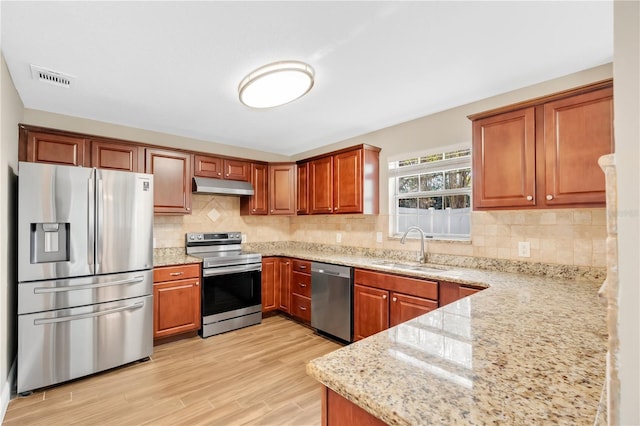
[
  {"left": 169, "top": 272, "right": 184, "bottom": 276},
  {"left": 253, "top": 208, "right": 256, "bottom": 212},
  {"left": 382, "top": 294, "right": 387, "bottom": 299},
  {"left": 226, "top": 173, "right": 230, "bottom": 177},
  {"left": 392, "top": 297, "right": 397, "bottom": 302},
  {"left": 299, "top": 265, "right": 307, "bottom": 269},
  {"left": 546, "top": 194, "right": 554, "bottom": 201},
  {"left": 526, "top": 195, "right": 533, "bottom": 201},
  {"left": 186, "top": 207, "right": 190, "bottom": 211},
  {"left": 270, "top": 209, "right": 274, "bottom": 212},
  {"left": 327, "top": 208, "right": 332, "bottom": 211},
  {"left": 299, "top": 306, "right": 307, "bottom": 311},
  {"left": 195, "top": 281, "right": 199, "bottom": 286},
  {"left": 299, "top": 283, "right": 307, "bottom": 287},
  {"left": 217, "top": 172, "right": 221, "bottom": 176},
  {"left": 334, "top": 207, "right": 338, "bottom": 211}
]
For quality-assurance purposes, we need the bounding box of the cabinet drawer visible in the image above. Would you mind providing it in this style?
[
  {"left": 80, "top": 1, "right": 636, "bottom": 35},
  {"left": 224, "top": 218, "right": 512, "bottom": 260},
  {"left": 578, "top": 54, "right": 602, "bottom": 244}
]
[
  {"left": 153, "top": 264, "right": 200, "bottom": 283},
  {"left": 292, "top": 259, "right": 311, "bottom": 273},
  {"left": 355, "top": 269, "right": 438, "bottom": 301},
  {"left": 291, "top": 271, "right": 311, "bottom": 297},
  {"left": 291, "top": 293, "right": 311, "bottom": 322}
]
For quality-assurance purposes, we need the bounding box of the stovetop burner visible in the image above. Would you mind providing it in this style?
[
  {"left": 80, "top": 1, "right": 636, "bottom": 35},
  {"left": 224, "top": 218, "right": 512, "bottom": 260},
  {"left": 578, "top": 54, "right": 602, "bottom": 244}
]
[{"left": 185, "top": 232, "right": 261, "bottom": 268}]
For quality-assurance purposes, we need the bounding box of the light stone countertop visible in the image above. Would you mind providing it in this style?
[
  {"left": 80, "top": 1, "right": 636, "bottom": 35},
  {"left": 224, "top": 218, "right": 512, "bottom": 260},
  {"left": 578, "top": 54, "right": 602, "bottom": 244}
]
[
  {"left": 258, "top": 249, "right": 606, "bottom": 425},
  {"left": 153, "top": 248, "right": 202, "bottom": 267},
  {"left": 153, "top": 245, "right": 606, "bottom": 424}
]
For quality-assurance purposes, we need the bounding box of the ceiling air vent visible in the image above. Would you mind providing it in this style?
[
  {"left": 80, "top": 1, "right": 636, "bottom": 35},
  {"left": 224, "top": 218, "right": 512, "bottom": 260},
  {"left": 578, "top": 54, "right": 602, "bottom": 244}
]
[{"left": 30, "top": 65, "right": 74, "bottom": 88}]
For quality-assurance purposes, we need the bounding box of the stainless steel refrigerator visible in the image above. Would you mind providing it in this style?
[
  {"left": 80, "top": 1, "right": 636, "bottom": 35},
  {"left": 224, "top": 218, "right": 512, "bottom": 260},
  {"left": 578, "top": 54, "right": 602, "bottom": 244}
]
[{"left": 17, "top": 161, "right": 154, "bottom": 394}]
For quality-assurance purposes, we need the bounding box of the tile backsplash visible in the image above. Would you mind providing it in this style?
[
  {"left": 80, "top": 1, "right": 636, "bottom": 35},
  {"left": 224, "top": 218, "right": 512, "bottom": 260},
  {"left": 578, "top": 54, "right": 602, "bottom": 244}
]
[{"left": 153, "top": 193, "right": 606, "bottom": 268}]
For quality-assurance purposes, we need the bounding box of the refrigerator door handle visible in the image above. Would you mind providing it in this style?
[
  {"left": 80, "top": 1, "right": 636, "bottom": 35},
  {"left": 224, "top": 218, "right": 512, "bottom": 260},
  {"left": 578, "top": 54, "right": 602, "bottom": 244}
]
[
  {"left": 87, "top": 174, "right": 95, "bottom": 274},
  {"left": 33, "top": 301, "right": 145, "bottom": 325},
  {"left": 33, "top": 275, "right": 146, "bottom": 294},
  {"left": 96, "top": 175, "right": 104, "bottom": 271}
]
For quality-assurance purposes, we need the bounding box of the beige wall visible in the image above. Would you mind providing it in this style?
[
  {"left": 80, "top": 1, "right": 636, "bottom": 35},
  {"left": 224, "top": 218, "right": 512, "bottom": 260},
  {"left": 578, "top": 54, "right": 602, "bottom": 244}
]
[
  {"left": 0, "top": 54, "right": 23, "bottom": 418},
  {"left": 613, "top": 1, "right": 640, "bottom": 424}
]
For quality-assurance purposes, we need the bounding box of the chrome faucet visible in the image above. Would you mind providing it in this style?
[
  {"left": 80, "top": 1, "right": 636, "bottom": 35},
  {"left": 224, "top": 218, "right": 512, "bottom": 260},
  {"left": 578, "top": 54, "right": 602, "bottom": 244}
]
[{"left": 400, "top": 226, "right": 427, "bottom": 263}]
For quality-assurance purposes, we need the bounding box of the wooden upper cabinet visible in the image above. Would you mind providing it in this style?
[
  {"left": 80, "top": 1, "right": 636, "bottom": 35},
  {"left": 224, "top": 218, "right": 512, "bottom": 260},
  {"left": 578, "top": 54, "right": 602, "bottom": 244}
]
[
  {"left": 309, "top": 156, "right": 334, "bottom": 214},
  {"left": 470, "top": 80, "right": 613, "bottom": 210},
  {"left": 269, "top": 163, "right": 296, "bottom": 215},
  {"left": 22, "top": 130, "right": 88, "bottom": 167},
  {"left": 224, "top": 159, "right": 250, "bottom": 181},
  {"left": 193, "top": 155, "right": 250, "bottom": 182},
  {"left": 334, "top": 149, "right": 363, "bottom": 213},
  {"left": 472, "top": 107, "right": 536, "bottom": 209},
  {"left": 543, "top": 87, "right": 613, "bottom": 206},
  {"left": 241, "top": 163, "right": 268, "bottom": 215},
  {"left": 145, "top": 148, "right": 192, "bottom": 214},
  {"left": 193, "top": 154, "right": 223, "bottom": 178},
  {"left": 307, "top": 145, "right": 380, "bottom": 215},
  {"left": 296, "top": 161, "right": 309, "bottom": 215},
  {"left": 91, "top": 140, "right": 143, "bottom": 172}
]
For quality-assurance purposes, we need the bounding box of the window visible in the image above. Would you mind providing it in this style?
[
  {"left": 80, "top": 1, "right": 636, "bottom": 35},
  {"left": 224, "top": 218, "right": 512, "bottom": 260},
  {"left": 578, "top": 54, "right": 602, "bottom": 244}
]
[{"left": 389, "top": 146, "right": 471, "bottom": 239}]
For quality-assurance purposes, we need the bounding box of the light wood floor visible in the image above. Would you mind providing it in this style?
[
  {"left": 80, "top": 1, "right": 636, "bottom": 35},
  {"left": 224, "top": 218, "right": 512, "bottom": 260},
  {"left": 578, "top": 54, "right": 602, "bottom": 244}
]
[{"left": 3, "top": 315, "right": 342, "bottom": 425}]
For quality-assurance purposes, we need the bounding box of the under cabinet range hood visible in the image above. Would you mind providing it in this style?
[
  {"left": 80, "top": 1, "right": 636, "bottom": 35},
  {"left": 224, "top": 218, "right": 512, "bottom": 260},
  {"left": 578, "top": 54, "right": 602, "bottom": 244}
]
[{"left": 192, "top": 177, "right": 254, "bottom": 196}]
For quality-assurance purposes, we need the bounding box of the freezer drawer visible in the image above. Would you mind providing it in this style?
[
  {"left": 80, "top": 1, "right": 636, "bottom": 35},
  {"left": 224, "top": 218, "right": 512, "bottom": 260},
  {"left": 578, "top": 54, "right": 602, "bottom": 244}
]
[
  {"left": 17, "top": 295, "right": 153, "bottom": 393},
  {"left": 18, "top": 270, "right": 153, "bottom": 314}
]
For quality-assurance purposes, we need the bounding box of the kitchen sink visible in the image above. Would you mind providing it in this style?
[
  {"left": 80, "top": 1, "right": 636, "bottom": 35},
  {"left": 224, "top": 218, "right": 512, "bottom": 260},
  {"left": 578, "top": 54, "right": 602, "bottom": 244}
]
[{"left": 369, "top": 260, "right": 447, "bottom": 273}]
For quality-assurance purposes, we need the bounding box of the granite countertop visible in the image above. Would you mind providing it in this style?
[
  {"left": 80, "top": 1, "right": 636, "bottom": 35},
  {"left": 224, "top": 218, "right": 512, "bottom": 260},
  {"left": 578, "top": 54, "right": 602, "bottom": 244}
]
[
  {"left": 152, "top": 244, "right": 606, "bottom": 424},
  {"left": 260, "top": 250, "right": 607, "bottom": 425},
  {"left": 153, "top": 248, "right": 202, "bottom": 267}
]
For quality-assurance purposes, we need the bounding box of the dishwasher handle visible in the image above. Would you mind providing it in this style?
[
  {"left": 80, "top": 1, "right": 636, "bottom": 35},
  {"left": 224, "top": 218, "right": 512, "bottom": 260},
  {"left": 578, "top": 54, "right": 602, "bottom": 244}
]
[{"left": 311, "top": 262, "right": 352, "bottom": 279}]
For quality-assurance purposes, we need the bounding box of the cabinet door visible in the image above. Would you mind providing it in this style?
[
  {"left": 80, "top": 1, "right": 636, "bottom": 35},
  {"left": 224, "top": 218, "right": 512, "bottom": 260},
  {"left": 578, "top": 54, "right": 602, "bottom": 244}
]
[
  {"left": 145, "top": 148, "right": 192, "bottom": 214},
  {"left": 193, "top": 154, "right": 223, "bottom": 178},
  {"left": 224, "top": 159, "right": 250, "bottom": 181},
  {"left": 309, "top": 156, "right": 334, "bottom": 214},
  {"left": 333, "top": 149, "right": 363, "bottom": 214},
  {"left": 543, "top": 87, "right": 613, "bottom": 206},
  {"left": 241, "top": 163, "right": 268, "bottom": 215},
  {"left": 472, "top": 107, "right": 536, "bottom": 209},
  {"left": 390, "top": 292, "right": 438, "bottom": 327},
  {"left": 153, "top": 277, "right": 201, "bottom": 339},
  {"left": 91, "top": 140, "right": 143, "bottom": 172},
  {"left": 25, "top": 131, "right": 87, "bottom": 167},
  {"left": 278, "top": 258, "right": 291, "bottom": 312},
  {"left": 296, "top": 162, "right": 309, "bottom": 215},
  {"left": 269, "top": 163, "right": 296, "bottom": 215},
  {"left": 353, "top": 284, "right": 389, "bottom": 341},
  {"left": 261, "top": 257, "right": 279, "bottom": 313}
]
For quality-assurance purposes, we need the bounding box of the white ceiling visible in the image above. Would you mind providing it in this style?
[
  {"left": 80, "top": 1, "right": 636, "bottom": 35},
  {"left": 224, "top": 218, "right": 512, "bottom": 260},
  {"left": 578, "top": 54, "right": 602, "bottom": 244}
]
[{"left": 1, "top": 1, "right": 613, "bottom": 156}]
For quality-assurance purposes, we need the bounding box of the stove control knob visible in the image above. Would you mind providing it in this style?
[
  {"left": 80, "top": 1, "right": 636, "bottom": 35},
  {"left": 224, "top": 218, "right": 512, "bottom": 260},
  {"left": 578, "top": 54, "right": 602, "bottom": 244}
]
[
  {"left": 235, "top": 233, "right": 240, "bottom": 239},
  {"left": 189, "top": 235, "right": 195, "bottom": 240},
  {"left": 197, "top": 235, "right": 203, "bottom": 240}
]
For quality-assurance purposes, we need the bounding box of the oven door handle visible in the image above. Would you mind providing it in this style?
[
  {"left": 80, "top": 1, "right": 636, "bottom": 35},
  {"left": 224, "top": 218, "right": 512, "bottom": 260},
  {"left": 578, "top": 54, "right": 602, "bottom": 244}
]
[{"left": 202, "top": 264, "right": 262, "bottom": 277}]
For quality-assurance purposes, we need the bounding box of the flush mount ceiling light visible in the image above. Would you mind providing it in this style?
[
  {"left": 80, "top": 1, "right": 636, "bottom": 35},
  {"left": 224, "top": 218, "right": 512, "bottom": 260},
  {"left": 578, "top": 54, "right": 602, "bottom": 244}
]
[{"left": 238, "top": 61, "right": 315, "bottom": 109}]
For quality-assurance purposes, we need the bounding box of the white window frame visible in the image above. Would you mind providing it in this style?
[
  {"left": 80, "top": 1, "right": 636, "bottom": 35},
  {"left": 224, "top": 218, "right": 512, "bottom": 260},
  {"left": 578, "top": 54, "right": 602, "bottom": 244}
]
[{"left": 388, "top": 143, "right": 472, "bottom": 241}]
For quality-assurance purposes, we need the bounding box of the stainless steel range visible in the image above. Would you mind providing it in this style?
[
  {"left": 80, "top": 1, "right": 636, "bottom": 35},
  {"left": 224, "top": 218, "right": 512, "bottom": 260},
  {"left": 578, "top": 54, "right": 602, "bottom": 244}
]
[{"left": 186, "top": 232, "right": 262, "bottom": 338}]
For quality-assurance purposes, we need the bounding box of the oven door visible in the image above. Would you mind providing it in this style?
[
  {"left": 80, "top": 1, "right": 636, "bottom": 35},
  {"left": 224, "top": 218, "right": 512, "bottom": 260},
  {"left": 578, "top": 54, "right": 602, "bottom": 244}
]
[{"left": 201, "top": 263, "right": 262, "bottom": 321}]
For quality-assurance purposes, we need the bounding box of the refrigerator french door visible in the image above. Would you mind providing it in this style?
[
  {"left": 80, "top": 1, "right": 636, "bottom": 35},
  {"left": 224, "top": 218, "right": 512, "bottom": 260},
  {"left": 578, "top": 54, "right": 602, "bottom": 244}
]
[{"left": 17, "top": 162, "right": 154, "bottom": 393}]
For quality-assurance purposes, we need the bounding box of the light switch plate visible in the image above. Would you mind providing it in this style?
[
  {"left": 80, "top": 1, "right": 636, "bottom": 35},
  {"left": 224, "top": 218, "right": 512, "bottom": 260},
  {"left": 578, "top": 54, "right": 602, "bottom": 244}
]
[
  {"left": 518, "top": 241, "right": 531, "bottom": 257},
  {"left": 336, "top": 233, "right": 342, "bottom": 243},
  {"left": 376, "top": 232, "right": 383, "bottom": 243},
  {"left": 241, "top": 234, "right": 247, "bottom": 243}
]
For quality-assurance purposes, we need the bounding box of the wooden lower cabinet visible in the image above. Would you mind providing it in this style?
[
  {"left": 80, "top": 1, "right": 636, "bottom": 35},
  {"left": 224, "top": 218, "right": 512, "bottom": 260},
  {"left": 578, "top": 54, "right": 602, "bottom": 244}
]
[
  {"left": 353, "top": 269, "right": 438, "bottom": 341},
  {"left": 153, "top": 264, "right": 201, "bottom": 339},
  {"left": 278, "top": 258, "right": 292, "bottom": 313},
  {"left": 290, "top": 259, "right": 312, "bottom": 323},
  {"left": 439, "top": 281, "right": 483, "bottom": 307},
  {"left": 261, "top": 257, "right": 279, "bottom": 313},
  {"left": 390, "top": 292, "right": 438, "bottom": 327},
  {"left": 322, "top": 386, "right": 386, "bottom": 426}
]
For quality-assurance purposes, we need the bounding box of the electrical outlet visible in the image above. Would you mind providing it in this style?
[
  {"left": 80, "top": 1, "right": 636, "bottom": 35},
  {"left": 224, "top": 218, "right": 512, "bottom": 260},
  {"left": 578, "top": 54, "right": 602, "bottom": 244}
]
[
  {"left": 518, "top": 241, "right": 531, "bottom": 257},
  {"left": 153, "top": 238, "right": 157, "bottom": 248},
  {"left": 241, "top": 234, "right": 247, "bottom": 243},
  {"left": 336, "top": 233, "right": 342, "bottom": 243},
  {"left": 376, "top": 232, "right": 383, "bottom": 243}
]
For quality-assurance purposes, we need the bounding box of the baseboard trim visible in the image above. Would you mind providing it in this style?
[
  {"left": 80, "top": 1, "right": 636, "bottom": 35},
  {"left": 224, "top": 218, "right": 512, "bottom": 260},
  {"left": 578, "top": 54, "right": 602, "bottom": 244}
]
[{"left": 0, "top": 358, "right": 17, "bottom": 423}]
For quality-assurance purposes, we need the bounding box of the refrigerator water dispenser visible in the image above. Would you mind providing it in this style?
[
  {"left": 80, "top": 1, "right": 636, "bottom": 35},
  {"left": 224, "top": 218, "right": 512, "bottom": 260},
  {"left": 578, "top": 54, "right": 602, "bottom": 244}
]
[{"left": 30, "top": 223, "right": 70, "bottom": 263}]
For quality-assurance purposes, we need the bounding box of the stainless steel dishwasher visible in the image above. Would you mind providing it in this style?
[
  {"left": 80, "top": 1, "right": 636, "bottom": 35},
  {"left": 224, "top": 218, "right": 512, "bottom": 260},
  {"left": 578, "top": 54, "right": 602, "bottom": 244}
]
[{"left": 311, "top": 262, "right": 353, "bottom": 342}]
